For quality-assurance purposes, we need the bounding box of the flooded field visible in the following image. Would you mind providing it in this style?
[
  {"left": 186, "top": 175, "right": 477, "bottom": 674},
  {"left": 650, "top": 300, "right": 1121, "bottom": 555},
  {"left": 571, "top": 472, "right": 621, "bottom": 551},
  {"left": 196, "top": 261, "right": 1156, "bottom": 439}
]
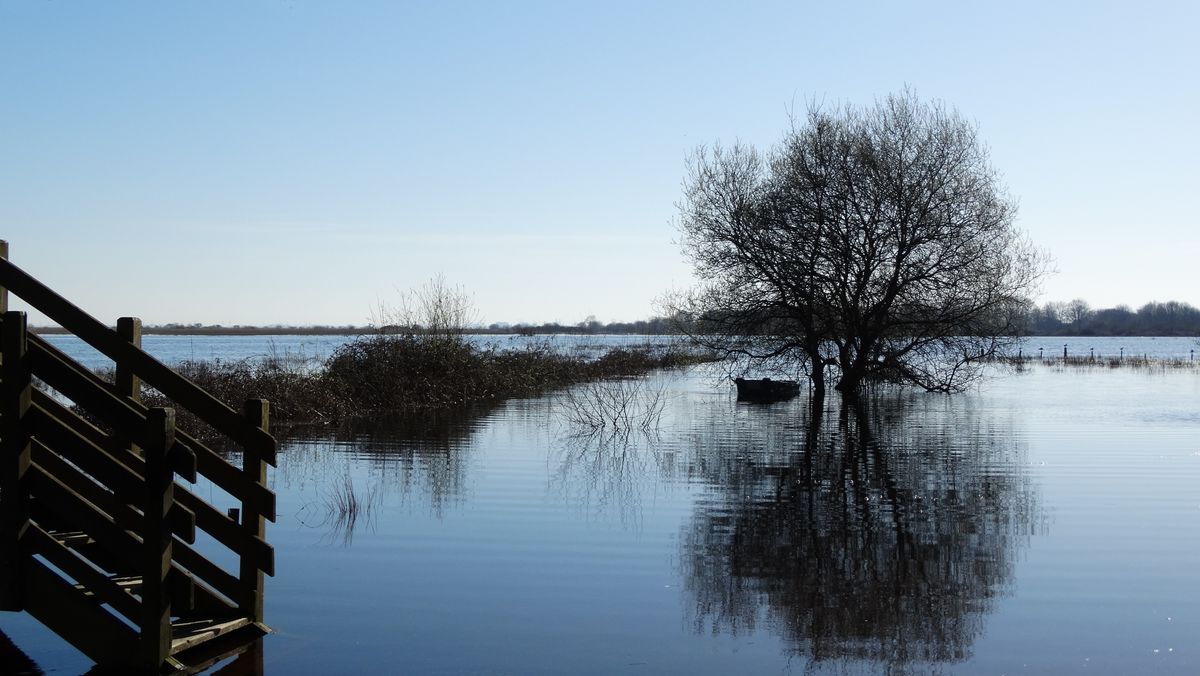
[{"left": 3, "top": 358, "right": 1199, "bottom": 675}]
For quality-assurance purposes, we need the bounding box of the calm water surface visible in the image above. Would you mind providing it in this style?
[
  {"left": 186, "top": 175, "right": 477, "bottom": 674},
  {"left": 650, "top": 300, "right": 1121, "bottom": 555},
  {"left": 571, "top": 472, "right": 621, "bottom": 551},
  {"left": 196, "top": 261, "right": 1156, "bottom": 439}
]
[
  {"left": 3, "top": 346, "right": 1199, "bottom": 674},
  {"left": 37, "top": 333, "right": 1200, "bottom": 370},
  {"left": 37, "top": 333, "right": 687, "bottom": 371}
]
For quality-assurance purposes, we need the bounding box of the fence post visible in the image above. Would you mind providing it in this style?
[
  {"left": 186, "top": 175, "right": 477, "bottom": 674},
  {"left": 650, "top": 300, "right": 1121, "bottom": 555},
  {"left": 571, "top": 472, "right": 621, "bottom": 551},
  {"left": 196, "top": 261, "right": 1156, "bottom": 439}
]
[
  {"left": 116, "top": 317, "right": 143, "bottom": 457},
  {"left": 116, "top": 317, "right": 142, "bottom": 403},
  {"left": 0, "top": 240, "right": 9, "bottom": 313},
  {"left": 0, "top": 310, "right": 32, "bottom": 611},
  {"left": 240, "top": 399, "right": 269, "bottom": 624},
  {"left": 140, "top": 407, "right": 176, "bottom": 670}
]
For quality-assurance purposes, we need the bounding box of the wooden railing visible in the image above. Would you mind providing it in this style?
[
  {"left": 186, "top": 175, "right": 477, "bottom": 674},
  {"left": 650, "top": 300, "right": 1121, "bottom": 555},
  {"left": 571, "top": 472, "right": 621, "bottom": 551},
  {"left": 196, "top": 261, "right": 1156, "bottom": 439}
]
[{"left": 0, "top": 241, "right": 276, "bottom": 673}]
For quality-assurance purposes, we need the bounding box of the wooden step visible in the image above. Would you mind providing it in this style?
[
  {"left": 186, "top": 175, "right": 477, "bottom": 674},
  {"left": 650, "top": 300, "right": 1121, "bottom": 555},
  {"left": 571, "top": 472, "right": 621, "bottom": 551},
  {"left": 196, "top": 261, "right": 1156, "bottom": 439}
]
[
  {"left": 171, "top": 617, "right": 255, "bottom": 654},
  {"left": 74, "top": 573, "right": 142, "bottom": 598},
  {"left": 48, "top": 530, "right": 94, "bottom": 548},
  {"left": 168, "top": 621, "right": 268, "bottom": 674}
]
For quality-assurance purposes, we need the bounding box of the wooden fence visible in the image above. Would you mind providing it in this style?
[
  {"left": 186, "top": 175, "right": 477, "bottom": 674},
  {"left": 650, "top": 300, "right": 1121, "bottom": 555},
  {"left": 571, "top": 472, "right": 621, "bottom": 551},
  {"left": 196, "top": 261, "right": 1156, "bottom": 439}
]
[{"left": 0, "top": 241, "right": 275, "bottom": 673}]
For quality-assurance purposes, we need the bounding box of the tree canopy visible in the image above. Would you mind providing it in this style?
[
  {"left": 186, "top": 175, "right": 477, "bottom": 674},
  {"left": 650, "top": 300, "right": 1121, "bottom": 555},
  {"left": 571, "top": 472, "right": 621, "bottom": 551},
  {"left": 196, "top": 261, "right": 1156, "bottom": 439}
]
[{"left": 672, "top": 90, "right": 1046, "bottom": 395}]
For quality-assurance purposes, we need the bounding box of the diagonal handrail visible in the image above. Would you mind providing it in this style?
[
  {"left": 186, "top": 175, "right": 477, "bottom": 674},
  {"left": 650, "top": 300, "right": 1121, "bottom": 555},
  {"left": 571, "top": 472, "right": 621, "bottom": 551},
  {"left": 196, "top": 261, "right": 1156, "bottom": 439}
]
[
  {"left": 0, "top": 257, "right": 275, "bottom": 463},
  {"left": 28, "top": 334, "right": 276, "bottom": 520}
]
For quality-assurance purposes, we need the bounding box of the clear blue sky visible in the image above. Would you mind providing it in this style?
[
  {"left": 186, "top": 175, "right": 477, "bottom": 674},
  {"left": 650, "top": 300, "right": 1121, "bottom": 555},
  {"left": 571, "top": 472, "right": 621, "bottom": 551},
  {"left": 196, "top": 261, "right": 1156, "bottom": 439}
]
[{"left": 2, "top": 1, "right": 1196, "bottom": 326}]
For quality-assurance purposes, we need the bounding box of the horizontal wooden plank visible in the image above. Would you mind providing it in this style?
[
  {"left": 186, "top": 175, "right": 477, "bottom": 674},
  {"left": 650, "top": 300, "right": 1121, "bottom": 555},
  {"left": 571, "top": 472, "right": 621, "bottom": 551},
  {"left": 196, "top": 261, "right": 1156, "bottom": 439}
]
[
  {"left": 171, "top": 564, "right": 238, "bottom": 620},
  {"left": 49, "top": 530, "right": 93, "bottom": 548},
  {"left": 28, "top": 401, "right": 143, "bottom": 497},
  {"left": 1, "top": 267, "right": 276, "bottom": 457},
  {"left": 171, "top": 539, "right": 242, "bottom": 604},
  {"left": 30, "top": 387, "right": 115, "bottom": 454},
  {"left": 175, "top": 485, "right": 274, "bottom": 577},
  {"left": 27, "top": 337, "right": 156, "bottom": 449},
  {"left": 32, "top": 440, "right": 141, "bottom": 530},
  {"left": 31, "top": 387, "right": 276, "bottom": 522},
  {"left": 171, "top": 617, "right": 252, "bottom": 654},
  {"left": 30, "top": 440, "right": 194, "bottom": 548},
  {"left": 188, "top": 434, "right": 276, "bottom": 521},
  {"left": 169, "top": 622, "right": 266, "bottom": 675},
  {"left": 30, "top": 464, "right": 243, "bottom": 613},
  {"left": 28, "top": 461, "right": 143, "bottom": 571},
  {"left": 33, "top": 398, "right": 271, "bottom": 557}
]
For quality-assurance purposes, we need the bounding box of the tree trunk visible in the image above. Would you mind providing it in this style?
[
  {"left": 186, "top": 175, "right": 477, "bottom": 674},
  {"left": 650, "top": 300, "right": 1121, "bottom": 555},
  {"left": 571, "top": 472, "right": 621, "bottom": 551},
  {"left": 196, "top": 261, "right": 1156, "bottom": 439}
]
[
  {"left": 835, "top": 367, "right": 863, "bottom": 397},
  {"left": 806, "top": 346, "right": 827, "bottom": 400}
]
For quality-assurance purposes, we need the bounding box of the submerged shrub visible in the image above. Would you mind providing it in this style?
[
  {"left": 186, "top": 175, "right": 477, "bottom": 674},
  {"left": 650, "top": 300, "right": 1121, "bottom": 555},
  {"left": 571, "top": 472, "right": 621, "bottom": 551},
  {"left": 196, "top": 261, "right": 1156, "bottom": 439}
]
[{"left": 559, "top": 377, "right": 668, "bottom": 439}]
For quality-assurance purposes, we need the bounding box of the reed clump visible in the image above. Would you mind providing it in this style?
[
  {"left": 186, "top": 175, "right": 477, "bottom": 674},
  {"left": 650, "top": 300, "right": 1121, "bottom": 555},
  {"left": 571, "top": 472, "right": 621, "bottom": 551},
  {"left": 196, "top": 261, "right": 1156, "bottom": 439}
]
[
  {"left": 1002, "top": 354, "right": 1197, "bottom": 372},
  {"left": 1049, "top": 355, "right": 1196, "bottom": 371},
  {"left": 295, "top": 473, "right": 384, "bottom": 546}
]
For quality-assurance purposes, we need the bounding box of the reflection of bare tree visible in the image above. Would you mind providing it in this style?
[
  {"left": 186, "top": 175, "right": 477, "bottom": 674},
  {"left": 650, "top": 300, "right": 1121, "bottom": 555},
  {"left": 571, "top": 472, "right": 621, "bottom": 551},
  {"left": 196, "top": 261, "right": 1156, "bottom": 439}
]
[
  {"left": 550, "top": 432, "right": 676, "bottom": 527},
  {"left": 549, "top": 373, "right": 684, "bottom": 526},
  {"left": 683, "top": 394, "right": 1040, "bottom": 672}
]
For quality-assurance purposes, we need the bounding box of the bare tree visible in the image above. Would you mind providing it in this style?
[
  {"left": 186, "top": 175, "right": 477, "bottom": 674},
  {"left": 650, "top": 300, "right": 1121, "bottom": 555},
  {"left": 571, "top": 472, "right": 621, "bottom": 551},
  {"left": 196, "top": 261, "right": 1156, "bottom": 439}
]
[
  {"left": 374, "top": 274, "right": 478, "bottom": 338},
  {"left": 1064, "top": 298, "right": 1092, "bottom": 326},
  {"left": 671, "top": 90, "right": 1047, "bottom": 396}
]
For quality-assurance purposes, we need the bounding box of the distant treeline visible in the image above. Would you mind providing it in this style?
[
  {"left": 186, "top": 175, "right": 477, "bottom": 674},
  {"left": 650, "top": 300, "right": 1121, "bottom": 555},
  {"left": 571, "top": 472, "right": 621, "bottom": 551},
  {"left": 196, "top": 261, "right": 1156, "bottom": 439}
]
[
  {"left": 1024, "top": 300, "right": 1200, "bottom": 336},
  {"left": 32, "top": 323, "right": 368, "bottom": 336},
  {"left": 33, "top": 317, "right": 685, "bottom": 336},
  {"left": 30, "top": 302, "right": 1200, "bottom": 337}
]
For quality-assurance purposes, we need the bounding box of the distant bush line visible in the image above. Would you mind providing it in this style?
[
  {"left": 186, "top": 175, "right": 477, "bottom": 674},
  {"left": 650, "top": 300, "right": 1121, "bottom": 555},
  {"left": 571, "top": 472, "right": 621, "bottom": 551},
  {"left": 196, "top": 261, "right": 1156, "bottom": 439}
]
[
  {"left": 1023, "top": 300, "right": 1200, "bottom": 336},
  {"left": 132, "top": 334, "right": 716, "bottom": 435},
  {"left": 32, "top": 300, "right": 1200, "bottom": 338},
  {"left": 32, "top": 316, "right": 688, "bottom": 336}
]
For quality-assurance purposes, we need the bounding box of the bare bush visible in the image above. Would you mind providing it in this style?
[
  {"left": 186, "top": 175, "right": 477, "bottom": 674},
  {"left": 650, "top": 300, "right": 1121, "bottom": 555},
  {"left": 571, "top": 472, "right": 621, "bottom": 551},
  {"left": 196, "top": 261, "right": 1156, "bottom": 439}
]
[
  {"left": 374, "top": 274, "right": 478, "bottom": 338},
  {"left": 559, "top": 377, "right": 668, "bottom": 439}
]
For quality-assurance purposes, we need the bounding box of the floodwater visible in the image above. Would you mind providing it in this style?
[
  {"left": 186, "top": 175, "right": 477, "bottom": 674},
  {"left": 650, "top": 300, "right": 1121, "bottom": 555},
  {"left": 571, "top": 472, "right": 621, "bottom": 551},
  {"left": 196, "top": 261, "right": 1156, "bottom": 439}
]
[
  {"left": 36, "top": 333, "right": 689, "bottom": 371},
  {"left": 36, "top": 333, "right": 1200, "bottom": 371},
  {"left": 3, "top": 351, "right": 1200, "bottom": 674}
]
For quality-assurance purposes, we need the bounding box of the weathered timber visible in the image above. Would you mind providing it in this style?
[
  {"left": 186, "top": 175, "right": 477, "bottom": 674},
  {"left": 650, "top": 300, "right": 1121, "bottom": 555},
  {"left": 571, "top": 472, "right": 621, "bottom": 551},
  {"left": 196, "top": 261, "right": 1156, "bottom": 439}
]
[
  {"left": 239, "top": 399, "right": 269, "bottom": 623},
  {"left": 140, "top": 408, "right": 175, "bottom": 671},
  {"left": 0, "top": 241, "right": 274, "bottom": 673},
  {"left": 0, "top": 258, "right": 275, "bottom": 461},
  {"left": 29, "top": 398, "right": 272, "bottom": 571},
  {"left": 29, "top": 335, "right": 273, "bottom": 518},
  {"left": 116, "top": 316, "right": 142, "bottom": 458},
  {"left": 0, "top": 311, "right": 32, "bottom": 611}
]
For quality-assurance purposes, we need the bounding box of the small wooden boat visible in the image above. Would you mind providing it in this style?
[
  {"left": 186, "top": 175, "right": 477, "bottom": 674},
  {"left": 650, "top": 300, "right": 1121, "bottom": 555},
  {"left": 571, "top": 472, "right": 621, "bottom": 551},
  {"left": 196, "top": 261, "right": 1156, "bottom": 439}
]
[{"left": 734, "top": 377, "right": 801, "bottom": 402}]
